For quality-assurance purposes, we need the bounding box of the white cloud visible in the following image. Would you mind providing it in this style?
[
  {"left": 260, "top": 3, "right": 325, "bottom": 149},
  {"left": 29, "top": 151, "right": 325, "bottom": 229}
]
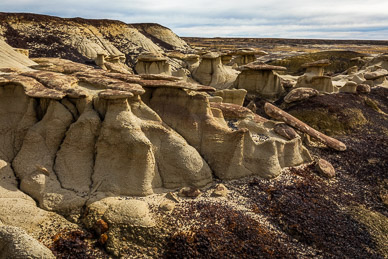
[{"left": 1, "top": 0, "right": 388, "bottom": 39}]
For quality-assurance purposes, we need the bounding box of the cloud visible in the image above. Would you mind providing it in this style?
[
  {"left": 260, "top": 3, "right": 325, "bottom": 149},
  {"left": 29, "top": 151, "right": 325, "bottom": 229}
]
[{"left": 1, "top": 0, "right": 388, "bottom": 39}]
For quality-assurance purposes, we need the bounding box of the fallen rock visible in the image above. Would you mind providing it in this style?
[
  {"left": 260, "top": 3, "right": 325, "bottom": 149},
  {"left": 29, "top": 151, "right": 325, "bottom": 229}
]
[
  {"left": 192, "top": 52, "right": 238, "bottom": 89},
  {"left": 178, "top": 187, "right": 202, "bottom": 198},
  {"left": 264, "top": 102, "right": 346, "bottom": 151},
  {"left": 315, "top": 159, "right": 336, "bottom": 178},
  {"left": 165, "top": 192, "right": 180, "bottom": 203},
  {"left": 212, "top": 184, "right": 228, "bottom": 197},
  {"left": 0, "top": 225, "right": 55, "bottom": 259},
  {"left": 357, "top": 84, "right": 371, "bottom": 94},
  {"left": 284, "top": 87, "right": 319, "bottom": 103},
  {"left": 160, "top": 201, "right": 176, "bottom": 211},
  {"left": 274, "top": 123, "right": 299, "bottom": 140}
]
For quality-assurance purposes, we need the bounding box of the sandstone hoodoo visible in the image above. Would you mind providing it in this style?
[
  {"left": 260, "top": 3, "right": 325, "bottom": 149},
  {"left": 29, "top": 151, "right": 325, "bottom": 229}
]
[
  {"left": 135, "top": 52, "right": 172, "bottom": 75},
  {"left": 231, "top": 48, "right": 268, "bottom": 66},
  {"left": 234, "top": 63, "right": 287, "bottom": 100},
  {"left": 192, "top": 52, "right": 239, "bottom": 89},
  {"left": 295, "top": 59, "right": 336, "bottom": 92}
]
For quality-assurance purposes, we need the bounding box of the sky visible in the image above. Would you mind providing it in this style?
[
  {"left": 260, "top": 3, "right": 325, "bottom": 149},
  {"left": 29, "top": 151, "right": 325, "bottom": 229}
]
[{"left": 1, "top": 0, "right": 388, "bottom": 40}]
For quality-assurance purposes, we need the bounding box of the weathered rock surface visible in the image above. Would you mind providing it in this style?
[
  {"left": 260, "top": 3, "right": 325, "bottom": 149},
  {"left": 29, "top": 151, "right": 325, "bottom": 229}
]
[
  {"left": 234, "top": 63, "right": 286, "bottom": 100},
  {"left": 0, "top": 39, "right": 37, "bottom": 70},
  {"left": 149, "top": 88, "right": 311, "bottom": 179},
  {"left": 192, "top": 52, "right": 239, "bottom": 89},
  {"left": 0, "top": 226, "right": 55, "bottom": 259},
  {"left": 284, "top": 87, "right": 319, "bottom": 103},
  {"left": 0, "top": 13, "right": 190, "bottom": 68}
]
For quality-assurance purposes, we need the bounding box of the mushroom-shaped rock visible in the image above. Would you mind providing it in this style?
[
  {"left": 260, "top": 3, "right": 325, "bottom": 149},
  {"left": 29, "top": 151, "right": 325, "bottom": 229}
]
[
  {"left": 233, "top": 63, "right": 287, "bottom": 100},
  {"left": 184, "top": 54, "right": 200, "bottom": 71},
  {"left": 231, "top": 48, "right": 268, "bottom": 66},
  {"left": 213, "top": 88, "right": 247, "bottom": 106},
  {"left": 284, "top": 87, "right": 319, "bottom": 103},
  {"left": 339, "top": 81, "right": 358, "bottom": 93},
  {"left": 301, "top": 59, "right": 331, "bottom": 76},
  {"left": 192, "top": 52, "right": 239, "bottom": 89},
  {"left": 135, "top": 52, "right": 172, "bottom": 75},
  {"left": 295, "top": 59, "right": 335, "bottom": 92}
]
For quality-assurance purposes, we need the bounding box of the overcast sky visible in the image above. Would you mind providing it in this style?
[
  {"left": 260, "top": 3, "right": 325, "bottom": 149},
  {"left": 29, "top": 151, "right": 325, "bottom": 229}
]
[{"left": 2, "top": 0, "right": 388, "bottom": 40}]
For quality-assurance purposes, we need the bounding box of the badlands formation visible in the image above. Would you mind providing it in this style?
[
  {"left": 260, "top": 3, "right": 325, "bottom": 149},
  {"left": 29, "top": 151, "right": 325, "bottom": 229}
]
[{"left": 0, "top": 13, "right": 387, "bottom": 258}]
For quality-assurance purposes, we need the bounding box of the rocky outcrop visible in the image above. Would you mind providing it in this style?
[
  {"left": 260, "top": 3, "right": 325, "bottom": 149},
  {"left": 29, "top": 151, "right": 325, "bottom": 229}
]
[
  {"left": 149, "top": 87, "right": 311, "bottom": 179},
  {"left": 234, "top": 63, "right": 287, "bottom": 100},
  {"left": 0, "top": 39, "right": 36, "bottom": 70},
  {"left": 0, "top": 13, "right": 191, "bottom": 68},
  {"left": 132, "top": 23, "right": 190, "bottom": 51},
  {"left": 0, "top": 58, "right": 216, "bottom": 213},
  {"left": 192, "top": 52, "right": 239, "bottom": 89}
]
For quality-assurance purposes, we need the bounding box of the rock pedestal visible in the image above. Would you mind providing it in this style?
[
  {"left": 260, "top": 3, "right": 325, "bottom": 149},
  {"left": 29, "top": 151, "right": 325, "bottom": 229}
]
[{"left": 233, "top": 63, "right": 287, "bottom": 100}]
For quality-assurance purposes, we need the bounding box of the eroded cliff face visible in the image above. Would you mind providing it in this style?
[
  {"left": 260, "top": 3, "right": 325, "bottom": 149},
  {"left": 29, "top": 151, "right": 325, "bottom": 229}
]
[{"left": 0, "top": 13, "right": 190, "bottom": 67}]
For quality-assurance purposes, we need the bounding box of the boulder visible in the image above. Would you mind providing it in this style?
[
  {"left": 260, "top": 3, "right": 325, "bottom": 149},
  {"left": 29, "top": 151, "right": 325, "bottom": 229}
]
[
  {"left": 212, "top": 183, "right": 228, "bottom": 197},
  {"left": 150, "top": 87, "right": 311, "bottom": 180},
  {"left": 284, "top": 87, "right": 319, "bottom": 103},
  {"left": 357, "top": 84, "right": 371, "bottom": 94},
  {"left": 315, "top": 158, "right": 336, "bottom": 178}
]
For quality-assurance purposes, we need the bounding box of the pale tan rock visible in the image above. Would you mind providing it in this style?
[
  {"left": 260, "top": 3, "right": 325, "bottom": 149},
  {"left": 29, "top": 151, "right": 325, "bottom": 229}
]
[
  {"left": 295, "top": 75, "right": 335, "bottom": 93},
  {"left": 213, "top": 89, "right": 247, "bottom": 106},
  {"left": 0, "top": 160, "right": 77, "bottom": 242},
  {"left": 231, "top": 48, "right": 268, "bottom": 66},
  {"left": 0, "top": 39, "right": 36, "bottom": 70},
  {"left": 12, "top": 100, "right": 86, "bottom": 212},
  {"left": 0, "top": 84, "right": 37, "bottom": 162},
  {"left": 212, "top": 183, "right": 228, "bottom": 197},
  {"left": 165, "top": 192, "right": 180, "bottom": 203},
  {"left": 284, "top": 87, "right": 319, "bottom": 103},
  {"left": 178, "top": 187, "right": 202, "bottom": 198},
  {"left": 135, "top": 52, "right": 172, "bottom": 75},
  {"left": 192, "top": 52, "right": 239, "bottom": 89},
  {"left": 0, "top": 226, "right": 55, "bottom": 259},
  {"left": 93, "top": 97, "right": 212, "bottom": 196},
  {"left": 339, "top": 81, "right": 358, "bottom": 93},
  {"left": 274, "top": 123, "right": 299, "bottom": 140},
  {"left": 150, "top": 87, "right": 311, "bottom": 180},
  {"left": 234, "top": 63, "right": 286, "bottom": 100},
  {"left": 54, "top": 103, "right": 101, "bottom": 194}
]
